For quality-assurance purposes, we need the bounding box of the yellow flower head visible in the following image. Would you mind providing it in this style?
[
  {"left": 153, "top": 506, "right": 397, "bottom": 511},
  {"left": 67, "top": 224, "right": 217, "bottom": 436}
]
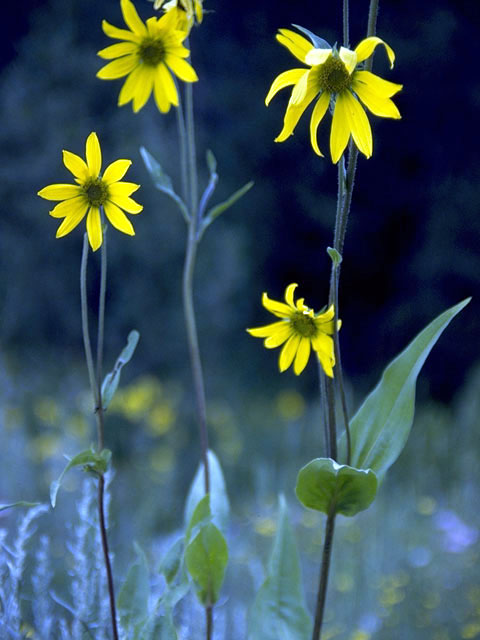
[
  {"left": 97, "top": 0, "right": 198, "bottom": 113},
  {"left": 38, "top": 132, "right": 143, "bottom": 251},
  {"left": 153, "top": 0, "right": 203, "bottom": 32},
  {"left": 247, "top": 283, "right": 339, "bottom": 377},
  {"left": 266, "top": 27, "right": 403, "bottom": 163}
]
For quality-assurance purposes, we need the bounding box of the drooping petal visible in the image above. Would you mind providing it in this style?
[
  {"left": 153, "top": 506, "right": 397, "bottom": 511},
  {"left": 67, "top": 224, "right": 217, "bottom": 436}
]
[
  {"left": 265, "top": 69, "right": 306, "bottom": 106},
  {"left": 305, "top": 48, "right": 332, "bottom": 67},
  {"left": 275, "top": 81, "right": 319, "bottom": 143},
  {"left": 97, "top": 42, "right": 137, "bottom": 59},
  {"left": 118, "top": 65, "right": 143, "bottom": 106},
  {"left": 103, "top": 159, "right": 132, "bottom": 184},
  {"left": 85, "top": 132, "right": 102, "bottom": 177},
  {"left": 49, "top": 196, "right": 88, "bottom": 219},
  {"left": 38, "top": 184, "right": 82, "bottom": 201},
  {"left": 309, "top": 91, "right": 331, "bottom": 156},
  {"left": 108, "top": 181, "right": 140, "bottom": 197},
  {"left": 86, "top": 206, "right": 103, "bottom": 251},
  {"left": 352, "top": 79, "right": 401, "bottom": 119},
  {"left": 132, "top": 67, "right": 155, "bottom": 112},
  {"left": 153, "top": 73, "right": 171, "bottom": 112},
  {"left": 339, "top": 46, "right": 358, "bottom": 74},
  {"left": 157, "top": 63, "right": 179, "bottom": 105},
  {"left": 104, "top": 201, "right": 135, "bottom": 236},
  {"left": 342, "top": 91, "right": 372, "bottom": 158},
  {"left": 293, "top": 337, "right": 311, "bottom": 375},
  {"left": 55, "top": 206, "right": 88, "bottom": 238},
  {"left": 101, "top": 20, "right": 140, "bottom": 43},
  {"left": 276, "top": 29, "right": 312, "bottom": 63},
  {"left": 279, "top": 334, "right": 301, "bottom": 372},
  {"left": 353, "top": 70, "right": 403, "bottom": 98},
  {"left": 312, "top": 334, "right": 335, "bottom": 378},
  {"left": 264, "top": 323, "right": 294, "bottom": 348},
  {"left": 165, "top": 55, "right": 198, "bottom": 82},
  {"left": 62, "top": 150, "right": 89, "bottom": 182},
  {"left": 109, "top": 194, "right": 143, "bottom": 214},
  {"left": 355, "top": 36, "right": 395, "bottom": 69},
  {"left": 247, "top": 321, "right": 291, "bottom": 339},
  {"left": 330, "top": 93, "right": 351, "bottom": 164},
  {"left": 97, "top": 54, "right": 138, "bottom": 79},
  {"left": 120, "top": 0, "right": 148, "bottom": 37},
  {"left": 290, "top": 70, "right": 310, "bottom": 105},
  {"left": 284, "top": 283, "right": 298, "bottom": 308},
  {"left": 262, "top": 292, "right": 293, "bottom": 318}
]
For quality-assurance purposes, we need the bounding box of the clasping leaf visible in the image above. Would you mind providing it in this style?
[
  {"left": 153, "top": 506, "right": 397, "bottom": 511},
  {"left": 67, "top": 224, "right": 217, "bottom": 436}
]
[{"left": 50, "top": 447, "right": 111, "bottom": 507}]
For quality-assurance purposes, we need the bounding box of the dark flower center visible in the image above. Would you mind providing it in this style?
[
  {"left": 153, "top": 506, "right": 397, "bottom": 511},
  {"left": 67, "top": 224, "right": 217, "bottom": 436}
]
[
  {"left": 316, "top": 56, "right": 351, "bottom": 94},
  {"left": 291, "top": 312, "right": 317, "bottom": 338},
  {"left": 84, "top": 178, "right": 108, "bottom": 207},
  {"left": 139, "top": 38, "right": 165, "bottom": 66}
]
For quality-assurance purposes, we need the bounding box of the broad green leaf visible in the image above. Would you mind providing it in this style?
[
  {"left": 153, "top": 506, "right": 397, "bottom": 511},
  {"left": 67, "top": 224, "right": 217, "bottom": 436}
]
[
  {"left": 185, "top": 522, "right": 228, "bottom": 606},
  {"left": 0, "top": 502, "right": 41, "bottom": 513},
  {"left": 159, "top": 538, "right": 190, "bottom": 608},
  {"left": 184, "top": 450, "right": 229, "bottom": 534},
  {"left": 249, "top": 495, "right": 312, "bottom": 640},
  {"left": 140, "top": 146, "right": 189, "bottom": 223},
  {"left": 160, "top": 538, "right": 184, "bottom": 585},
  {"left": 117, "top": 542, "right": 150, "bottom": 632},
  {"left": 185, "top": 494, "right": 211, "bottom": 544},
  {"left": 341, "top": 298, "right": 470, "bottom": 479},
  {"left": 101, "top": 330, "right": 140, "bottom": 410},
  {"left": 200, "top": 181, "right": 254, "bottom": 236},
  {"left": 50, "top": 448, "right": 111, "bottom": 507},
  {"left": 291, "top": 25, "right": 331, "bottom": 50},
  {"left": 295, "top": 458, "right": 377, "bottom": 517}
]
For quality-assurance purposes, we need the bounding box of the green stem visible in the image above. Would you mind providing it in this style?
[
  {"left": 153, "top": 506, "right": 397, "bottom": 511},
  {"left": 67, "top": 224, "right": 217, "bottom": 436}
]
[
  {"left": 96, "top": 225, "right": 107, "bottom": 401},
  {"left": 176, "top": 97, "right": 189, "bottom": 206},
  {"left": 80, "top": 233, "right": 118, "bottom": 640},
  {"left": 311, "top": 510, "right": 336, "bottom": 640}
]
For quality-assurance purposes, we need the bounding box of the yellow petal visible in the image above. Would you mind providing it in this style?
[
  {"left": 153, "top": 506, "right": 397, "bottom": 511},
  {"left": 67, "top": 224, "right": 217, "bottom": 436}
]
[
  {"left": 342, "top": 91, "right": 372, "bottom": 158},
  {"left": 194, "top": 0, "right": 203, "bottom": 22},
  {"left": 353, "top": 70, "right": 403, "bottom": 98},
  {"left": 312, "top": 333, "right": 335, "bottom": 376},
  {"left": 104, "top": 200, "right": 135, "bottom": 236},
  {"left": 247, "top": 321, "right": 290, "bottom": 339},
  {"left": 275, "top": 81, "right": 319, "bottom": 143},
  {"left": 132, "top": 68, "right": 155, "bottom": 112},
  {"left": 103, "top": 159, "right": 132, "bottom": 184},
  {"left": 330, "top": 93, "right": 351, "bottom": 164},
  {"left": 97, "top": 42, "right": 137, "bottom": 59},
  {"left": 86, "top": 206, "right": 103, "bottom": 251},
  {"left": 62, "top": 150, "right": 89, "bottom": 182},
  {"left": 290, "top": 70, "right": 310, "bottom": 105},
  {"left": 310, "top": 91, "right": 330, "bottom": 156},
  {"left": 352, "top": 79, "right": 401, "bottom": 119},
  {"left": 166, "top": 55, "right": 198, "bottom": 82},
  {"left": 49, "top": 196, "right": 87, "bottom": 219},
  {"left": 85, "top": 132, "right": 102, "bottom": 177},
  {"left": 317, "top": 351, "right": 334, "bottom": 378},
  {"left": 284, "top": 283, "right": 298, "bottom": 308},
  {"left": 38, "top": 184, "right": 82, "bottom": 201},
  {"left": 264, "top": 324, "right": 294, "bottom": 348},
  {"left": 157, "top": 63, "right": 179, "bottom": 105},
  {"left": 118, "top": 65, "right": 143, "bottom": 106},
  {"left": 120, "top": 0, "right": 147, "bottom": 37},
  {"left": 265, "top": 69, "right": 306, "bottom": 106},
  {"left": 339, "top": 46, "right": 357, "bottom": 74},
  {"left": 97, "top": 55, "right": 138, "bottom": 79},
  {"left": 109, "top": 194, "right": 143, "bottom": 214},
  {"left": 108, "top": 182, "right": 140, "bottom": 197},
  {"left": 153, "top": 73, "right": 171, "bottom": 112},
  {"left": 262, "top": 292, "right": 292, "bottom": 318},
  {"left": 293, "top": 337, "right": 311, "bottom": 375},
  {"left": 55, "top": 205, "right": 88, "bottom": 238},
  {"left": 279, "top": 334, "right": 300, "bottom": 372},
  {"left": 355, "top": 36, "right": 395, "bottom": 69},
  {"left": 276, "top": 29, "right": 312, "bottom": 63},
  {"left": 101, "top": 20, "right": 140, "bottom": 43},
  {"left": 305, "top": 48, "right": 332, "bottom": 67}
]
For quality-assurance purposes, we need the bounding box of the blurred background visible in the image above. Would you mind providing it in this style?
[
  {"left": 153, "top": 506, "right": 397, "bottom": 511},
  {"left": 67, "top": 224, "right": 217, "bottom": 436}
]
[{"left": 1, "top": 1, "right": 479, "bottom": 638}]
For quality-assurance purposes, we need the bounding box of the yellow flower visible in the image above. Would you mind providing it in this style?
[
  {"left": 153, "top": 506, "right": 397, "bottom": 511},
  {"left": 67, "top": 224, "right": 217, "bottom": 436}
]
[
  {"left": 38, "top": 132, "right": 142, "bottom": 251},
  {"left": 266, "top": 27, "right": 403, "bottom": 163},
  {"left": 247, "top": 283, "right": 339, "bottom": 377},
  {"left": 97, "top": 0, "right": 198, "bottom": 113},
  {"left": 153, "top": 0, "right": 203, "bottom": 31}
]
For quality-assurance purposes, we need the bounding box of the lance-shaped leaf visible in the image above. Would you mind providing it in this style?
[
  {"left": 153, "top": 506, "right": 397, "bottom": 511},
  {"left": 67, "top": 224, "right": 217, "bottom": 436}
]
[
  {"left": 140, "top": 146, "right": 189, "bottom": 223},
  {"left": 296, "top": 458, "right": 377, "bottom": 517},
  {"left": 50, "top": 448, "right": 111, "bottom": 507},
  {"left": 340, "top": 298, "right": 470, "bottom": 479},
  {"left": 184, "top": 450, "right": 230, "bottom": 535},
  {"left": 199, "top": 181, "right": 254, "bottom": 238},
  {"left": 117, "top": 542, "right": 150, "bottom": 632},
  {"left": 292, "top": 24, "right": 331, "bottom": 50},
  {"left": 249, "top": 494, "right": 312, "bottom": 640},
  {"left": 101, "top": 330, "right": 140, "bottom": 410},
  {"left": 0, "top": 501, "right": 41, "bottom": 513},
  {"left": 185, "top": 521, "right": 228, "bottom": 607},
  {"left": 159, "top": 538, "right": 190, "bottom": 609}
]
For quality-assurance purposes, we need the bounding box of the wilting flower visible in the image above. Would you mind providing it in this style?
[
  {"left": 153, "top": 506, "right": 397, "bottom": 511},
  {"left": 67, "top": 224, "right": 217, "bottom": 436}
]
[
  {"left": 266, "top": 27, "right": 403, "bottom": 163},
  {"left": 97, "top": 0, "right": 198, "bottom": 113},
  {"left": 247, "top": 283, "right": 339, "bottom": 376},
  {"left": 153, "top": 0, "right": 203, "bottom": 31},
  {"left": 38, "top": 132, "right": 142, "bottom": 251}
]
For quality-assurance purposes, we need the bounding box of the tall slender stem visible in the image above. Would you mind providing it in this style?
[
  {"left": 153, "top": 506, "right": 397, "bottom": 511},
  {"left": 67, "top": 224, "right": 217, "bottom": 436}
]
[
  {"left": 311, "top": 510, "right": 336, "bottom": 640},
  {"left": 342, "top": 0, "right": 349, "bottom": 47},
  {"left": 80, "top": 233, "right": 118, "bottom": 640},
  {"left": 96, "top": 226, "right": 107, "bottom": 392},
  {"left": 176, "top": 99, "right": 189, "bottom": 205}
]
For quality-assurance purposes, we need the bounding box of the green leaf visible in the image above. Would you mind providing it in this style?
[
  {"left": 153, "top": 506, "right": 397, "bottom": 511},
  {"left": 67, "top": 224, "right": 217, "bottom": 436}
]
[
  {"left": 200, "top": 180, "right": 254, "bottom": 236},
  {"left": 159, "top": 538, "right": 190, "bottom": 609},
  {"left": 185, "top": 522, "right": 228, "bottom": 606},
  {"left": 184, "top": 450, "right": 230, "bottom": 535},
  {"left": 326, "top": 246, "right": 342, "bottom": 266},
  {"left": 117, "top": 542, "right": 150, "bottom": 632},
  {"left": 185, "top": 494, "right": 212, "bottom": 544},
  {"left": 101, "top": 330, "right": 140, "bottom": 410},
  {"left": 50, "top": 448, "right": 111, "bottom": 508},
  {"left": 342, "top": 298, "right": 470, "bottom": 479},
  {"left": 206, "top": 149, "right": 217, "bottom": 175},
  {"left": 147, "top": 610, "right": 178, "bottom": 640},
  {"left": 249, "top": 495, "right": 312, "bottom": 640},
  {"left": 291, "top": 25, "right": 331, "bottom": 50},
  {"left": 0, "top": 501, "right": 42, "bottom": 513},
  {"left": 295, "top": 458, "right": 377, "bottom": 517},
  {"left": 140, "top": 146, "right": 189, "bottom": 223}
]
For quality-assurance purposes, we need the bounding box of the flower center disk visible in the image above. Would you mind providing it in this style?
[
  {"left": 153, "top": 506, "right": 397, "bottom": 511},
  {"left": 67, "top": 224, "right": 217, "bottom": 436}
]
[
  {"left": 84, "top": 178, "right": 108, "bottom": 207},
  {"left": 317, "top": 57, "right": 351, "bottom": 94},
  {"left": 291, "top": 311, "right": 317, "bottom": 338},
  {"left": 139, "top": 39, "right": 165, "bottom": 66}
]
